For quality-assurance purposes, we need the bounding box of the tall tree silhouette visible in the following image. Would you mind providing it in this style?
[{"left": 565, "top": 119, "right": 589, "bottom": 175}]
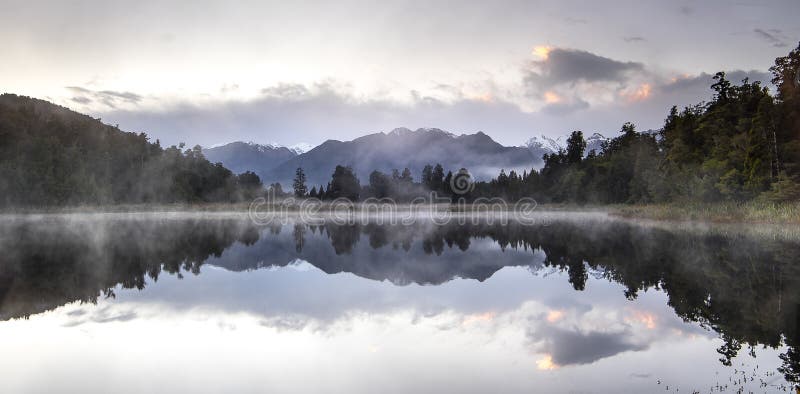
[{"left": 293, "top": 167, "right": 307, "bottom": 197}]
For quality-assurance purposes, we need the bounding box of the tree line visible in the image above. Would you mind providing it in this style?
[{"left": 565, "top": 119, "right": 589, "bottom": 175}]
[
  {"left": 0, "top": 94, "right": 263, "bottom": 207},
  {"left": 289, "top": 163, "right": 475, "bottom": 202}
]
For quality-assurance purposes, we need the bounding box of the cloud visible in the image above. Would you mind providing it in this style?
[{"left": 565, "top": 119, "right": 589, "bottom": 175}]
[
  {"left": 261, "top": 83, "right": 313, "bottom": 100},
  {"left": 525, "top": 48, "right": 644, "bottom": 90},
  {"left": 540, "top": 98, "right": 590, "bottom": 115},
  {"left": 61, "top": 306, "right": 138, "bottom": 327},
  {"left": 98, "top": 84, "right": 553, "bottom": 148},
  {"left": 79, "top": 41, "right": 776, "bottom": 150},
  {"left": 753, "top": 28, "right": 788, "bottom": 48},
  {"left": 92, "top": 64, "right": 774, "bottom": 150},
  {"left": 660, "top": 70, "right": 772, "bottom": 95},
  {"left": 65, "top": 86, "right": 143, "bottom": 109},
  {"left": 522, "top": 47, "right": 652, "bottom": 112},
  {"left": 70, "top": 96, "right": 92, "bottom": 104},
  {"left": 623, "top": 36, "right": 646, "bottom": 43},
  {"left": 528, "top": 325, "right": 647, "bottom": 366}
]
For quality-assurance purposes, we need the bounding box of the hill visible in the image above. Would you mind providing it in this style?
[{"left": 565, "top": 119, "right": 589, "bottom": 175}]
[{"left": 0, "top": 94, "right": 261, "bottom": 207}]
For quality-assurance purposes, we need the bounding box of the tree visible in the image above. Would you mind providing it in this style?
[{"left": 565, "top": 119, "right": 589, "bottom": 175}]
[
  {"left": 432, "top": 164, "right": 445, "bottom": 192},
  {"left": 565, "top": 130, "right": 586, "bottom": 164},
  {"left": 421, "top": 164, "right": 434, "bottom": 189},
  {"left": 400, "top": 167, "right": 413, "bottom": 184},
  {"left": 711, "top": 71, "right": 732, "bottom": 103},
  {"left": 268, "top": 182, "right": 285, "bottom": 196},
  {"left": 769, "top": 42, "right": 800, "bottom": 183},
  {"left": 236, "top": 171, "right": 263, "bottom": 199},
  {"left": 328, "top": 165, "right": 361, "bottom": 200},
  {"left": 293, "top": 167, "right": 307, "bottom": 197},
  {"left": 369, "top": 170, "right": 391, "bottom": 198},
  {"left": 237, "top": 171, "right": 262, "bottom": 189},
  {"left": 443, "top": 171, "right": 453, "bottom": 196}
]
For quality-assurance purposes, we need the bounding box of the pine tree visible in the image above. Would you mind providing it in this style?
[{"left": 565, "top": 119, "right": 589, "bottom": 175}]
[
  {"left": 421, "top": 164, "right": 433, "bottom": 189},
  {"left": 293, "top": 167, "right": 307, "bottom": 197}
]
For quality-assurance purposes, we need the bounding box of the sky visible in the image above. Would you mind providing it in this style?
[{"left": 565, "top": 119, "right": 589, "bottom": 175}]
[{"left": 1, "top": 0, "right": 798, "bottom": 148}]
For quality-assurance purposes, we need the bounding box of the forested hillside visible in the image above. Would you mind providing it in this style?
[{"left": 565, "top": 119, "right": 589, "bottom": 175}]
[
  {"left": 0, "top": 94, "right": 262, "bottom": 207},
  {"left": 471, "top": 43, "right": 800, "bottom": 204}
]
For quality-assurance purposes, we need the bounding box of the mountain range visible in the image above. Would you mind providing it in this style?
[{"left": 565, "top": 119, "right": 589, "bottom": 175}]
[
  {"left": 525, "top": 132, "right": 608, "bottom": 158},
  {"left": 204, "top": 128, "right": 610, "bottom": 186}
]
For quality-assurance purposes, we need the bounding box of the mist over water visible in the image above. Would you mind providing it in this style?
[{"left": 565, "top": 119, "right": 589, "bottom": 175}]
[{"left": 0, "top": 212, "right": 798, "bottom": 393}]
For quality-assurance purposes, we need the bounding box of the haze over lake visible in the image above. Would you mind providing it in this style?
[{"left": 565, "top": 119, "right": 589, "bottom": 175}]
[{"left": 1, "top": 213, "right": 797, "bottom": 393}]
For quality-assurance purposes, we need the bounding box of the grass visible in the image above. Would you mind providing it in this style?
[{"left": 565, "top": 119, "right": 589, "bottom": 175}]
[{"left": 612, "top": 201, "right": 800, "bottom": 224}]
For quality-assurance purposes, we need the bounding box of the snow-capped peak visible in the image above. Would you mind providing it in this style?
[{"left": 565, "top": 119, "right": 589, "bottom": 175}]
[
  {"left": 289, "top": 143, "right": 313, "bottom": 155},
  {"left": 388, "top": 127, "right": 413, "bottom": 136},
  {"left": 418, "top": 127, "right": 457, "bottom": 138},
  {"left": 525, "top": 135, "right": 563, "bottom": 153},
  {"left": 241, "top": 141, "right": 313, "bottom": 155},
  {"left": 386, "top": 127, "right": 458, "bottom": 138},
  {"left": 587, "top": 132, "right": 606, "bottom": 141},
  {"left": 244, "top": 141, "right": 281, "bottom": 153}
]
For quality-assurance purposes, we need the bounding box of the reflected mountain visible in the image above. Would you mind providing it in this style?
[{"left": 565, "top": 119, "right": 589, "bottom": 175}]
[{"left": 0, "top": 215, "right": 799, "bottom": 386}]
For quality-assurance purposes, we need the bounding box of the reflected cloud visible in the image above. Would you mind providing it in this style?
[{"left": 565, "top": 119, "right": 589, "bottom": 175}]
[
  {"left": 528, "top": 325, "right": 647, "bottom": 366},
  {"left": 545, "top": 310, "right": 564, "bottom": 323}
]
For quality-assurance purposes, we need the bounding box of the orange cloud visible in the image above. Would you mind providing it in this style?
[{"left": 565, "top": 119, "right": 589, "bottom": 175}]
[
  {"left": 545, "top": 310, "right": 564, "bottom": 323},
  {"left": 621, "top": 83, "right": 651, "bottom": 102},
  {"left": 536, "top": 355, "right": 559, "bottom": 370},
  {"left": 469, "top": 92, "right": 493, "bottom": 103},
  {"left": 629, "top": 311, "right": 657, "bottom": 329},
  {"left": 543, "top": 91, "right": 562, "bottom": 104},
  {"left": 462, "top": 311, "right": 496, "bottom": 325},
  {"left": 532, "top": 45, "right": 552, "bottom": 60}
]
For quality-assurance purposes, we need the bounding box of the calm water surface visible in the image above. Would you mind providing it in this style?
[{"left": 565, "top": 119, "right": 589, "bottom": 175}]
[{"left": 1, "top": 213, "right": 799, "bottom": 393}]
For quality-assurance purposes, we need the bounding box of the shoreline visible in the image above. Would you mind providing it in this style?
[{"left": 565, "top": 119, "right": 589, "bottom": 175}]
[
  {"left": 611, "top": 201, "right": 800, "bottom": 225},
  {"left": 1, "top": 201, "right": 798, "bottom": 225}
]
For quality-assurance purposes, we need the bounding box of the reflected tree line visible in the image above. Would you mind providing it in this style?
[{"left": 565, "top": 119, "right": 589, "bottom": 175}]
[{"left": 0, "top": 218, "right": 799, "bottom": 385}]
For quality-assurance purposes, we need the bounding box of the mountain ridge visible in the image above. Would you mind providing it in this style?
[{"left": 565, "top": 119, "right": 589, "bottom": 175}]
[{"left": 264, "top": 128, "right": 541, "bottom": 186}]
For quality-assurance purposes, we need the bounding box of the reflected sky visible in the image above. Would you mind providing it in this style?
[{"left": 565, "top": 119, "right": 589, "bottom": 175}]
[{"left": 0, "top": 214, "right": 797, "bottom": 393}]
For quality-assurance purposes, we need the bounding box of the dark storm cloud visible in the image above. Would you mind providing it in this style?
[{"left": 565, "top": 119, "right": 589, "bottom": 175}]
[
  {"left": 524, "top": 49, "right": 645, "bottom": 94},
  {"left": 66, "top": 86, "right": 143, "bottom": 109},
  {"left": 753, "top": 28, "right": 788, "bottom": 48},
  {"left": 528, "top": 325, "right": 647, "bottom": 366}
]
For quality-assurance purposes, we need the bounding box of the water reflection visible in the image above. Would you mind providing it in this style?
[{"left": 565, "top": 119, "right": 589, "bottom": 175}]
[{"left": 0, "top": 214, "right": 798, "bottom": 392}]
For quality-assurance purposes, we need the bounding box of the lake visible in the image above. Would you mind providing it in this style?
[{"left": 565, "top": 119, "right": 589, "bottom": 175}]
[{"left": 1, "top": 212, "right": 798, "bottom": 393}]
